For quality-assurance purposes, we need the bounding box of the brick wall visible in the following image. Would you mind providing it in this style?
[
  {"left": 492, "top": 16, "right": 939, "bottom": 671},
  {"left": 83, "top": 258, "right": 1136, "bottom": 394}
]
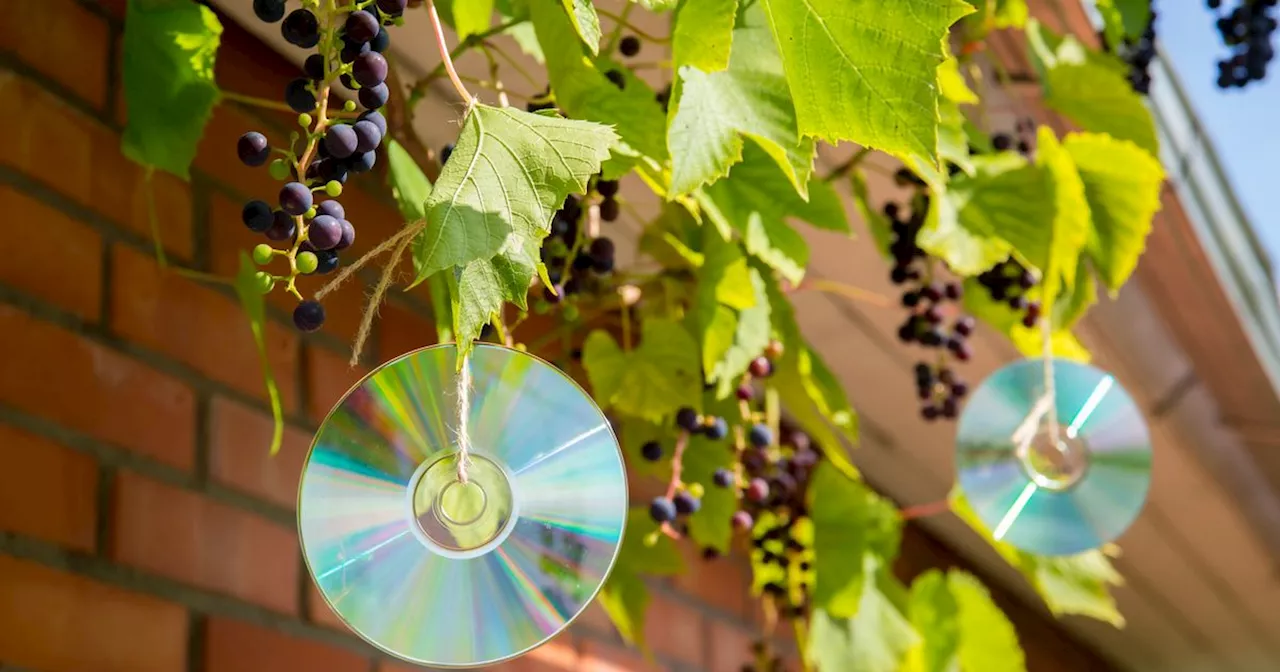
[{"left": 0, "top": 2, "right": 1119, "bottom": 671}]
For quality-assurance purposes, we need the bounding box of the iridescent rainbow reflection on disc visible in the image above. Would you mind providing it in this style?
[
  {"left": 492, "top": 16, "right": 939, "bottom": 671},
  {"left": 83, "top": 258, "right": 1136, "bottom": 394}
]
[
  {"left": 298, "top": 344, "right": 627, "bottom": 668},
  {"left": 956, "top": 358, "right": 1152, "bottom": 556}
]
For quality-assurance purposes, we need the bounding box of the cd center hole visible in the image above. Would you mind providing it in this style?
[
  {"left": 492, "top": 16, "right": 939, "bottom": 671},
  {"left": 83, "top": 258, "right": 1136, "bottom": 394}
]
[
  {"left": 1019, "top": 426, "right": 1089, "bottom": 491},
  {"left": 438, "top": 480, "right": 487, "bottom": 526}
]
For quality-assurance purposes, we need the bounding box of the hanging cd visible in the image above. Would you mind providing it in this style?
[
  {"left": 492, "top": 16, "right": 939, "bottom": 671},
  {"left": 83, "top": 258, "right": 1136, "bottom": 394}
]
[
  {"left": 299, "top": 343, "right": 627, "bottom": 668},
  {"left": 955, "top": 358, "right": 1152, "bottom": 556}
]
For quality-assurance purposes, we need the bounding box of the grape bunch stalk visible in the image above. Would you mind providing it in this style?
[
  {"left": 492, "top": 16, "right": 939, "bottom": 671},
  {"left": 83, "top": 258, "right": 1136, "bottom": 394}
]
[
  {"left": 1207, "top": 0, "right": 1278, "bottom": 88},
  {"left": 239, "top": 0, "right": 406, "bottom": 333}
]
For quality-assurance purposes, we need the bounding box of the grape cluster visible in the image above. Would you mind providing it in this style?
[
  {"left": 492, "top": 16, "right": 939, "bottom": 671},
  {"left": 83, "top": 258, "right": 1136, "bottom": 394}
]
[
  {"left": 533, "top": 177, "right": 622, "bottom": 319},
  {"left": 976, "top": 259, "right": 1041, "bottom": 329},
  {"left": 881, "top": 196, "right": 975, "bottom": 421},
  {"left": 243, "top": 0, "right": 405, "bottom": 333},
  {"left": 1208, "top": 0, "right": 1278, "bottom": 88},
  {"left": 1108, "top": 5, "right": 1158, "bottom": 94},
  {"left": 989, "top": 118, "right": 1036, "bottom": 158}
]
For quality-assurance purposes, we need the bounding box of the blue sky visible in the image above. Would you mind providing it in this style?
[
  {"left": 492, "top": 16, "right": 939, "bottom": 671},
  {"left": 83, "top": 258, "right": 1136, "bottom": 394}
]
[{"left": 1156, "top": 3, "right": 1280, "bottom": 261}]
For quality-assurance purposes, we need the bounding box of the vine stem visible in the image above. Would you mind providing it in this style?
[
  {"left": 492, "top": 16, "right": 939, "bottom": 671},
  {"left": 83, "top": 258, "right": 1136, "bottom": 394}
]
[
  {"left": 658, "top": 431, "right": 692, "bottom": 540},
  {"left": 603, "top": 1, "right": 635, "bottom": 54},
  {"left": 822, "top": 146, "right": 873, "bottom": 182},
  {"left": 408, "top": 17, "right": 523, "bottom": 104},
  {"left": 789, "top": 278, "right": 894, "bottom": 309},
  {"left": 426, "top": 0, "right": 475, "bottom": 106},
  {"left": 901, "top": 499, "right": 952, "bottom": 520},
  {"left": 596, "top": 6, "right": 670, "bottom": 43}
]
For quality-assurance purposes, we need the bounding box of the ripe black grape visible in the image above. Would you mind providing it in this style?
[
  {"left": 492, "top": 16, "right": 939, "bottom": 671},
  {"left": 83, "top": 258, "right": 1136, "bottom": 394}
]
[
  {"left": 377, "top": 0, "right": 408, "bottom": 15},
  {"left": 284, "top": 78, "right": 316, "bottom": 113},
  {"left": 749, "top": 356, "right": 773, "bottom": 378},
  {"left": 324, "top": 125, "right": 358, "bottom": 159},
  {"left": 265, "top": 210, "right": 297, "bottom": 241},
  {"left": 370, "top": 27, "right": 391, "bottom": 53},
  {"left": 641, "top": 441, "right": 663, "bottom": 461},
  {"left": 308, "top": 214, "right": 342, "bottom": 250},
  {"left": 340, "top": 37, "right": 370, "bottom": 64},
  {"left": 703, "top": 416, "right": 729, "bottom": 440},
  {"left": 242, "top": 200, "right": 274, "bottom": 232},
  {"left": 619, "top": 35, "right": 641, "bottom": 57},
  {"left": 336, "top": 219, "right": 356, "bottom": 251},
  {"left": 597, "top": 179, "right": 620, "bottom": 197},
  {"left": 673, "top": 491, "right": 701, "bottom": 515},
  {"left": 649, "top": 496, "right": 677, "bottom": 523},
  {"left": 359, "top": 111, "right": 388, "bottom": 137},
  {"left": 303, "top": 54, "right": 325, "bottom": 80},
  {"left": 237, "top": 132, "right": 270, "bottom": 167},
  {"left": 353, "top": 119, "right": 383, "bottom": 152},
  {"left": 346, "top": 10, "right": 381, "bottom": 43},
  {"left": 605, "top": 69, "right": 626, "bottom": 89},
  {"left": 348, "top": 150, "right": 377, "bottom": 174},
  {"left": 748, "top": 423, "right": 772, "bottom": 448},
  {"left": 676, "top": 407, "right": 701, "bottom": 432},
  {"left": 293, "top": 300, "right": 326, "bottom": 332},
  {"left": 279, "top": 182, "right": 313, "bottom": 216},
  {"left": 359, "top": 82, "right": 389, "bottom": 109},
  {"left": 1208, "top": 1, "right": 1278, "bottom": 89},
  {"left": 599, "top": 197, "right": 620, "bottom": 222},
  {"left": 253, "top": 0, "right": 286, "bottom": 24},
  {"left": 282, "top": 9, "right": 321, "bottom": 48},
  {"left": 316, "top": 200, "right": 346, "bottom": 220},
  {"left": 353, "top": 52, "right": 388, "bottom": 87},
  {"left": 713, "top": 468, "right": 734, "bottom": 488},
  {"left": 315, "top": 249, "right": 340, "bottom": 274}
]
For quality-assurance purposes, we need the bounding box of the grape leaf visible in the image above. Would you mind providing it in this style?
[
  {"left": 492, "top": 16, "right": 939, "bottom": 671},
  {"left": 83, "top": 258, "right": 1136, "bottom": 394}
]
[
  {"left": 493, "top": 0, "right": 545, "bottom": 63},
  {"left": 758, "top": 0, "right": 973, "bottom": 162},
  {"left": 121, "top": 0, "right": 222, "bottom": 180},
  {"left": 597, "top": 508, "right": 685, "bottom": 647},
  {"left": 939, "top": 42, "right": 978, "bottom": 105},
  {"left": 1065, "top": 132, "right": 1164, "bottom": 292},
  {"left": 450, "top": 0, "right": 495, "bottom": 39},
  {"left": 413, "top": 105, "right": 615, "bottom": 285},
  {"left": 809, "top": 463, "right": 901, "bottom": 617},
  {"left": 904, "top": 570, "right": 1027, "bottom": 672},
  {"left": 1026, "top": 128, "right": 1090, "bottom": 312},
  {"left": 918, "top": 155, "right": 1030, "bottom": 276},
  {"left": 668, "top": 0, "right": 813, "bottom": 197},
  {"left": 582, "top": 319, "right": 702, "bottom": 421},
  {"left": 385, "top": 139, "right": 432, "bottom": 220},
  {"left": 1025, "top": 20, "right": 1158, "bottom": 157},
  {"left": 533, "top": 1, "right": 668, "bottom": 162},
  {"left": 673, "top": 0, "right": 738, "bottom": 73},
  {"left": 233, "top": 253, "right": 283, "bottom": 455},
  {"left": 695, "top": 239, "right": 773, "bottom": 397},
  {"left": 1096, "top": 0, "right": 1151, "bottom": 46},
  {"left": 962, "top": 279, "right": 1091, "bottom": 362},
  {"left": 558, "top": 0, "right": 602, "bottom": 55},
  {"left": 951, "top": 492, "right": 1125, "bottom": 626},
  {"left": 809, "top": 557, "right": 920, "bottom": 672},
  {"left": 903, "top": 571, "right": 958, "bottom": 672},
  {"left": 938, "top": 99, "right": 974, "bottom": 176},
  {"left": 966, "top": 0, "right": 1028, "bottom": 37}
]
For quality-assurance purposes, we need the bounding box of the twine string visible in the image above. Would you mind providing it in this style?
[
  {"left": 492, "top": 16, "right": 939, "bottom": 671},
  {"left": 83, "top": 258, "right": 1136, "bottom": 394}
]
[
  {"left": 1041, "top": 313, "right": 1062, "bottom": 452},
  {"left": 456, "top": 350, "right": 474, "bottom": 483}
]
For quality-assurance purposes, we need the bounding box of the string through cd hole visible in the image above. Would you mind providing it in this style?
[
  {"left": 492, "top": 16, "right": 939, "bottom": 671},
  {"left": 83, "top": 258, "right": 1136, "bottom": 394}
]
[
  {"left": 437, "top": 480, "right": 487, "bottom": 526},
  {"left": 1016, "top": 422, "right": 1090, "bottom": 491}
]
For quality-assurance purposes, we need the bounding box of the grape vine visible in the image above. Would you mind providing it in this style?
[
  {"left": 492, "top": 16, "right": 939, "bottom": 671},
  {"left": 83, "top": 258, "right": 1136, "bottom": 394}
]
[{"left": 118, "top": 0, "right": 1172, "bottom": 669}]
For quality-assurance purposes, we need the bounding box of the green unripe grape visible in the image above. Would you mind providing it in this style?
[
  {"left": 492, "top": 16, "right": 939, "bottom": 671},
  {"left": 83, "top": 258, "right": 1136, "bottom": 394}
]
[
  {"left": 343, "top": 100, "right": 357, "bottom": 112},
  {"left": 252, "top": 244, "right": 274, "bottom": 265},
  {"left": 325, "top": 180, "right": 343, "bottom": 197},
  {"left": 298, "top": 112, "right": 312, "bottom": 128},
  {"left": 562, "top": 303, "right": 580, "bottom": 321},
  {"left": 268, "top": 159, "right": 290, "bottom": 180},
  {"left": 297, "top": 251, "right": 319, "bottom": 274},
  {"left": 687, "top": 483, "right": 705, "bottom": 499},
  {"left": 254, "top": 271, "right": 274, "bottom": 295},
  {"left": 305, "top": 206, "right": 317, "bottom": 219}
]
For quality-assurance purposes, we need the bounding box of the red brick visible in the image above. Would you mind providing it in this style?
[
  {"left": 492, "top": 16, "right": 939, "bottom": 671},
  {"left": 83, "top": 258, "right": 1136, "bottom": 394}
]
[
  {"left": 111, "top": 245, "right": 299, "bottom": 408},
  {"left": 209, "top": 396, "right": 310, "bottom": 509},
  {"left": 0, "top": 307, "right": 196, "bottom": 469},
  {"left": 0, "top": 0, "right": 110, "bottom": 108},
  {"left": 204, "top": 617, "right": 368, "bottom": 672},
  {"left": 307, "top": 346, "right": 370, "bottom": 422},
  {"left": 707, "top": 618, "right": 755, "bottom": 672},
  {"left": 110, "top": 472, "right": 299, "bottom": 614},
  {"left": 0, "top": 74, "right": 193, "bottom": 258},
  {"left": 671, "top": 545, "right": 751, "bottom": 619},
  {"left": 577, "top": 599, "right": 618, "bottom": 637},
  {"left": 489, "top": 635, "right": 580, "bottom": 672},
  {"left": 378, "top": 301, "right": 437, "bottom": 363},
  {"left": 579, "top": 639, "right": 665, "bottom": 672},
  {"left": 0, "top": 555, "right": 187, "bottom": 672},
  {"left": 0, "top": 186, "right": 102, "bottom": 319},
  {"left": 305, "top": 580, "right": 347, "bottom": 631},
  {"left": 0, "top": 424, "right": 97, "bottom": 551},
  {"left": 642, "top": 592, "right": 706, "bottom": 668},
  {"left": 195, "top": 104, "right": 293, "bottom": 199},
  {"left": 208, "top": 191, "right": 367, "bottom": 343}
]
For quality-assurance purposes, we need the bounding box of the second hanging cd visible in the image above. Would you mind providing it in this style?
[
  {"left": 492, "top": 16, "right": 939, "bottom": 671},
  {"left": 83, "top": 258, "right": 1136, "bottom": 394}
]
[
  {"left": 298, "top": 343, "right": 627, "bottom": 668},
  {"left": 955, "top": 358, "right": 1152, "bottom": 556}
]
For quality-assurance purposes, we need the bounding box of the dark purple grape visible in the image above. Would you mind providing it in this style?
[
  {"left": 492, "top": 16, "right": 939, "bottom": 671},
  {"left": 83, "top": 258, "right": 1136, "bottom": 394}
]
[
  {"left": 237, "top": 132, "right": 270, "bottom": 167},
  {"left": 293, "top": 300, "right": 326, "bottom": 332},
  {"left": 619, "top": 35, "right": 641, "bottom": 57},
  {"left": 736, "top": 383, "right": 754, "bottom": 401},
  {"left": 353, "top": 119, "right": 383, "bottom": 152},
  {"left": 599, "top": 197, "right": 621, "bottom": 222},
  {"left": 308, "top": 214, "right": 342, "bottom": 250},
  {"left": 303, "top": 53, "right": 325, "bottom": 80},
  {"left": 749, "top": 356, "right": 773, "bottom": 378},
  {"left": 641, "top": 441, "right": 662, "bottom": 461},
  {"left": 279, "top": 182, "right": 313, "bottom": 216},
  {"left": 441, "top": 144, "right": 455, "bottom": 164},
  {"left": 316, "top": 158, "right": 349, "bottom": 185},
  {"left": 315, "top": 249, "right": 339, "bottom": 274},
  {"left": 353, "top": 51, "right": 388, "bottom": 87},
  {"left": 359, "top": 110, "right": 387, "bottom": 137},
  {"left": 359, "top": 82, "right": 389, "bottom": 109},
  {"left": 324, "top": 125, "right": 358, "bottom": 159},
  {"left": 597, "top": 180, "right": 620, "bottom": 197},
  {"left": 340, "top": 37, "right": 370, "bottom": 64},
  {"left": 746, "top": 478, "right": 769, "bottom": 503},
  {"left": 673, "top": 491, "right": 700, "bottom": 515},
  {"left": 253, "top": 0, "right": 286, "bottom": 23},
  {"left": 370, "top": 27, "right": 390, "bottom": 53},
  {"left": 284, "top": 78, "right": 316, "bottom": 113},
  {"left": 377, "top": 0, "right": 407, "bottom": 15},
  {"left": 242, "top": 200, "right": 274, "bottom": 232},
  {"left": 704, "top": 416, "right": 729, "bottom": 440},
  {"left": 589, "top": 237, "right": 615, "bottom": 262},
  {"left": 265, "top": 210, "right": 296, "bottom": 241},
  {"left": 605, "top": 69, "right": 625, "bottom": 89},
  {"left": 649, "top": 497, "right": 677, "bottom": 523},
  {"left": 748, "top": 423, "right": 772, "bottom": 448},
  {"left": 954, "top": 316, "right": 975, "bottom": 337},
  {"left": 713, "top": 468, "right": 734, "bottom": 488},
  {"left": 316, "top": 200, "right": 346, "bottom": 221},
  {"left": 676, "top": 407, "right": 701, "bottom": 432},
  {"left": 346, "top": 10, "right": 380, "bottom": 43},
  {"left": 282, "top": 9, "right": 320, "bottom": 48},
  {"left": 732, "top": 510, "right": 753, "bottom": 531},
  {"left": 347, "top": 151, "right": 376, "bottom": 174},
  {"left": 335, "top": 219, "right": 356, "bottom": 251}
]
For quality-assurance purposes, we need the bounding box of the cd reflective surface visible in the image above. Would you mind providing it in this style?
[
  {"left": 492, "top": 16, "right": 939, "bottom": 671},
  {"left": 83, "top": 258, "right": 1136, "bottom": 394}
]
[
  {"left": 299, "top": 344, "right": 627, "bottom": 668},
  {"left": 956, "top": 358, "right": 1151, "bottom": 556}
]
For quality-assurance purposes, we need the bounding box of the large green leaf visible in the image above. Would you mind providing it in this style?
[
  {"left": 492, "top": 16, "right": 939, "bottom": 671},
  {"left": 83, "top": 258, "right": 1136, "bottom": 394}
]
[
  {"left": 904, "top": 570, "right": 1027, "bottom": 672},
  {"left": 233, "top": 253, "right": 282, "bottom": 455},
  {"left": 695, "top": 238, "right": 773, "bottom": 397},
  {"left": 1026, "top": 21, "right": 1159, "bottom": 157},
  {"left": 809, "top": 557, "right": 920, "bottom": 672},
  {"left": 558, "top": 0, "right": 602, "bottom": 54},
  {"left": 918, "top": 155, "right": 1032, "bottom": 276},
  {"left": 413, "top": 105, "right": 615, "bottom": 284},
  {"left": 1028, "top": 128, "right": 1090, "bottom": 311},
  {"left": 385, "top": 139, "right": 433, "bottom": 220},
  {"left": 673, "top": 0, "right": 738, "bottom": 73},
  {"left": 1096, "top": 0, "right": 1151, "bottom": 46},
  {"left": 597, "top": 508, "right": 685, "bottom": 647},
  {"left": 1066, "top": 132, "right": 1164, "bottom": 292},
  {"left": 758, "top": 0, "right": 973, "bottom": 162},
  {"left": 533, "top": 0, "right": 669, "bottom": 162},
  {"left": 951, "top": 493, "right": 1125, "bottom": 626},
  {"left": 582, "top": 319, "right": 702, "bottom": 421},
  {"left": 668, "top": 1, "right": 813, "bottom": 197},
  {"left": 962, "top": 278, "right": 1091, "bottom": 362},
  {"left": 903, "top": 571, "right": 959, "bottom": 672},
  {"left": 121, "top": 0, "right": 222, "bottom": 180},
  {"left": 808, "top": 463, "right": 901, "bottom": 617},
  {"left": 451, "top": 0, "right": 496, "bottom": 39}
]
